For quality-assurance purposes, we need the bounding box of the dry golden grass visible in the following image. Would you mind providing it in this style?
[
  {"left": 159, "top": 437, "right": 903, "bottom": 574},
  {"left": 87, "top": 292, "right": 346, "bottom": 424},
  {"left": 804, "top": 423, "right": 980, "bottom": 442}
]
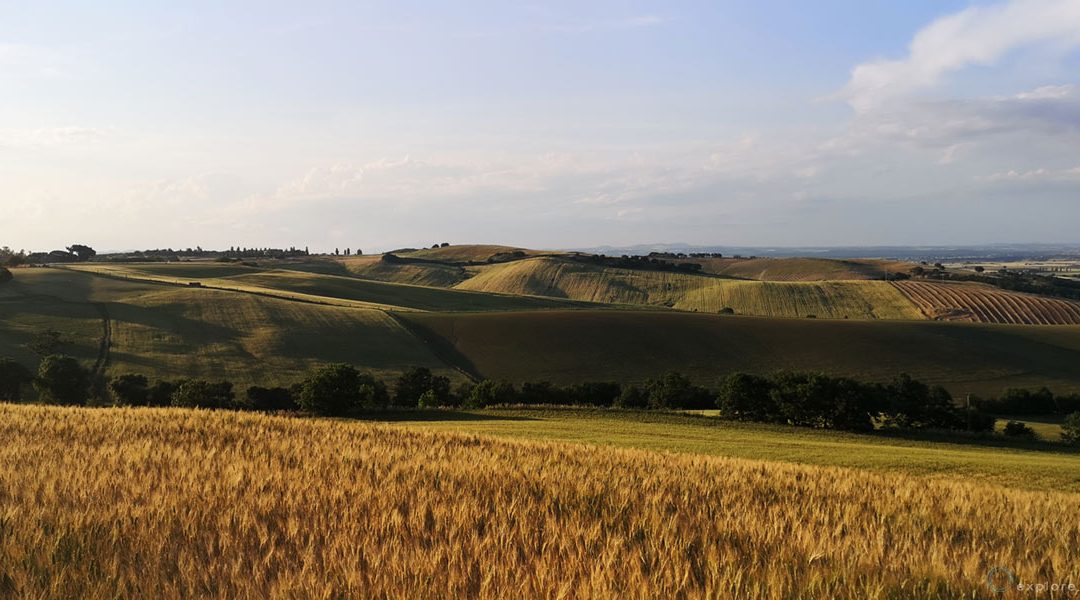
[
  {"left": 0, "top": 404, "right": 1075, "bottom": 599},
  {"left": 895, "top": 280, "right": 1080, "bottom": 325}
]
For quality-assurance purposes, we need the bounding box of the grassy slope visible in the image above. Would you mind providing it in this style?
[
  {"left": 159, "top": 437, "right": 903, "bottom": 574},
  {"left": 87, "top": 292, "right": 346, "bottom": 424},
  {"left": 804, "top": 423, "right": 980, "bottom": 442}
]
[
  {"left": 400, "top": 309, "right": 1080, "bottom": 395},
  {"left": 224, "top": 269, "right": 590, "bottom": 312},
  {"left": 455, "top": 257, "right": 924, "bottom": 319},
  {"left": 397, "top": 244, "right": 551, "bottom": 262},
  {"left": 0, "top": 268, "right": 454, "bottom": 387},
  {"left": 695, "top": 256, "right": 916, "bottom": 281},
  {"left": 385, "top": 408, "right": 1080, "bottom": 492},
  {"left": 75, "top": 262, "right": 596, "bottom": 312}
]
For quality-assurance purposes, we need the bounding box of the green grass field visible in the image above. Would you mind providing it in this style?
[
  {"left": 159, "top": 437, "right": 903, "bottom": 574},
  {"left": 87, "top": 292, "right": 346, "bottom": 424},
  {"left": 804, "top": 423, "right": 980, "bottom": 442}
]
[
  {"left": 381, "top": 408, "right": 1080, "bottom": 492},
  {"left": 399, "top": 309, "right": 1080, "bottom": 395}
]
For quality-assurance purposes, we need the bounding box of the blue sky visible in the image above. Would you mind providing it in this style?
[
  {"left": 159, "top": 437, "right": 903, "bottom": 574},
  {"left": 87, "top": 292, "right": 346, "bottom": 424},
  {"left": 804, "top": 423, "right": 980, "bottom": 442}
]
[{"left": 2, "top": 0, "right": 1079, "bottom": 252}]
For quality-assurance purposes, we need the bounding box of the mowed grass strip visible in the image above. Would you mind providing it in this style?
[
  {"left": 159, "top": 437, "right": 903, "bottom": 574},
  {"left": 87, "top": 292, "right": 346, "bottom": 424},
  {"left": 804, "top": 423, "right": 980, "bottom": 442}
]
[
  {"left": 0, "top": 404, "right": 1075, "bottom": 599},
  {"left": 384, "top": 408, "right": 1080, "bottom": 492}
]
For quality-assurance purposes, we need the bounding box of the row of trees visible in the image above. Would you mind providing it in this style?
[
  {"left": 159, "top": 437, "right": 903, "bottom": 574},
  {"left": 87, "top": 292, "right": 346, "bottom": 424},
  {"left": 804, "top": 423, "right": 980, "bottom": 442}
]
[{"left": 3, "top": 357, "right": 1079, "bottom": 444}]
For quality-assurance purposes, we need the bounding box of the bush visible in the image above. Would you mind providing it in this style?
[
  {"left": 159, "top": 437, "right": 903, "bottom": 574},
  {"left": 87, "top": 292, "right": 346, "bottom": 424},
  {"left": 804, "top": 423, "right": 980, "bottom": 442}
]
[
  {"left": 110, "top": 374, "right": 149, "bottom": 406},
  {"left": 33, "top": 355, "right": 89, "bottom": 405},
  {"left": 1002, "top": 420, "right": 1037, "bottom": 439},
  {"left": 614, "top": 385, "right": 647, "bottom": 409},
  {"left": 1062, "top": 412, "right": 1080, "bottom": 446},
  {"left": 246, "top": 386, "right": 298, "bottom": 411},
  {"left": 466, "top": 380, "right": 516, "bottom": 408},
  {"left": 298, "top": 364, "right": 387, "bottom": 415},
  {"left": 519, "top": 381, "right": 566, "bottom": 405},
  {"left": 961, "top": 408, "right": 997, "bottom": 433},
  {"left": 147, "top": 381, "right": 178, "bottom": 407},
  {"left": 393, "top": 367, "right": 450, "bottom": 407},
  {"left": 716, "top": 373, "right": 777, "bottom": 422},
  {"left": 644, "top": 372, "right": 712, "bottom": 410},
  {"left": 0, "top": 357, "right": 33, "bottom": 401},
  {"left": 0, "top": 267, "right": 12, "bottom": 283},
  {"left": 566, "top": 381, "right": 621, "bottom": 407},
  {"left": 170, "top": 380, "right": 235, "bottom": 409}
]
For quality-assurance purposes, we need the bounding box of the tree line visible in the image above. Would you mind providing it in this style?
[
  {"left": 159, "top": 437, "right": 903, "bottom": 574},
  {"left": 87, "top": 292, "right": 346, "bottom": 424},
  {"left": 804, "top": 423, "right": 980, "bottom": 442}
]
[{"left": 2, "top": 356, "right": 1078, "bottom": 445}]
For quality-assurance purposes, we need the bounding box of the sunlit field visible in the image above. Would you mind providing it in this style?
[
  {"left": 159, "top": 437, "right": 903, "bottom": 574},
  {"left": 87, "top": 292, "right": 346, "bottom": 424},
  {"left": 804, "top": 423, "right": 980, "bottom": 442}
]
[{"left": 0, "top": 404, "right": 1075, "bottom": 599}]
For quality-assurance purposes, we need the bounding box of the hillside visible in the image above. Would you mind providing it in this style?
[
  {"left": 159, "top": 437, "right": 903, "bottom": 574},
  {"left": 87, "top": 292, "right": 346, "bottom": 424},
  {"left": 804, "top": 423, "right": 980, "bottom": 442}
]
[
  {"left": 0, "top": 268, "right": 455, "bottom": 388},
  {"left": 1, "top": 404, "right": 1075, "bottom": 598},
  {"left": 895, "top": 280, "right": 1080, "bottom": 325},
  {"left": 396, "top": 244, "right": 550, "bottom": 262},
  {"left": 694, "top": 256, "right": 917, "bottom": 281},
  {"left": 455, "top": 257, "right": 923, "bottom": 319},
  {"left": 399, "top": 310, "right": 1080, "bottom": 395}
]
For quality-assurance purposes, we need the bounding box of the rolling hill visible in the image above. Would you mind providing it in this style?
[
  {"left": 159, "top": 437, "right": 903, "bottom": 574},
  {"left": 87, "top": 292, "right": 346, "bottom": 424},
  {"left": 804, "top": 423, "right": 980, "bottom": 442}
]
[
  {"left": 399, "top": 309, "right": 1080, "bottom": 396},
  {"left": 0, "top": 268, "right": 457, "bottom": 389},
  {"left": 455, "top": 257, "right": 924, "bottom": 319},
  {"left": 894, "top": 280, "right": 1080, "bottom": 325},
  {"left": 694, "top": 256, "right": 917, "bottom": 281}
]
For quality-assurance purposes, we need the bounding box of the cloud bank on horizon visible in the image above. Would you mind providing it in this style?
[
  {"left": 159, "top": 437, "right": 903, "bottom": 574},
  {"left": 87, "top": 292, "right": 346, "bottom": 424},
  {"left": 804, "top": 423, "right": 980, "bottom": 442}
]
[{"left": 1, "top": 0, "right": 1079, "bottom": 252}]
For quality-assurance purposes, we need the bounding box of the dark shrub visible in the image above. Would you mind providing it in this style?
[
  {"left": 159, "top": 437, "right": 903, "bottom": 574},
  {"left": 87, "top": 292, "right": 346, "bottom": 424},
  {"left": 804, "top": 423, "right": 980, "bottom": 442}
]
[
  {"left": 110, "top": 374, "right": 149, "bottom": 406},
  {"left": 1002, "top": 420, "right": 1036, "bottom": 439},
  {"left": 466, "top": 380, "right": 516, "bottom": 408},
  {"left": 645, "top": 372, "right": 712, "bottom": 410},
  {"left": 246, "top": 386, "right": 298, "bottom": 411},
  {"left": 147, "top": 381, "right": 178, "bottom": 407},
  {"left": 393, "top": 367, "right": 450, "bottom": 407},
  {"left": 0, "top": 357, "right": 33, "bottom": 401},
  {"left": 520, "top": 381, "right": 566, "bottom": 405},
  {"left": 961, "top": 408, "right": 997, "bottom": 433},
  {"left": 299, "top": 364, "right": 362, "bottom": 415},
  {"left": 1062, "top": 412, "right": 1080, "bottom": 446},
  {"left": 33, "top": 355, "right": 89, "bottom": 405},
  {"left": 0, "top": 267, "right": 12, "bottom": 283},
  {"left": 717, "top": 373, "right": 777, "bottom": 422},
  {"left": 615, "top": 385, "right": 647, "bottom": 409},
  {"left": 170, "top": 380, "right": 235, "bottom": 409},
  {"left": 566, "top": 381, "right": 621, "bottom": 407}
]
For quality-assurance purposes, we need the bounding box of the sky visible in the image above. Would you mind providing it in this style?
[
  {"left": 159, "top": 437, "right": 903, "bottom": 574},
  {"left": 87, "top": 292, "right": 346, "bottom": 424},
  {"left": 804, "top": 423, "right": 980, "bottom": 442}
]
[{"left": 2, "top": 0, "right": 1079, "bottom": 252}]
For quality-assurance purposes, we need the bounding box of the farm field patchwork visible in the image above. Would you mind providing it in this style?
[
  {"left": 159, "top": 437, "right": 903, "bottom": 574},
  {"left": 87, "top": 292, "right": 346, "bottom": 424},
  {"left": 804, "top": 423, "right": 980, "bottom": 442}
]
[{"left": 0, "top": 404, "right": 1075, "bottom": 599}]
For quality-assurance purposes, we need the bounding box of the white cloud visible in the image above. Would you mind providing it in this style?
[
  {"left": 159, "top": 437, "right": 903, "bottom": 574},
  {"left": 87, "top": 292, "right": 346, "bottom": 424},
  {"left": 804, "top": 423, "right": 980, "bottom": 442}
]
[
  {"left": 0, "top": 126, "right": 109, "bottom": 148},
  {"left": 842, "top": 0, "right": 1080, "bottom": 113},
  {"left": 978, "top": 165, "right": 1080, "bottom": 181}
]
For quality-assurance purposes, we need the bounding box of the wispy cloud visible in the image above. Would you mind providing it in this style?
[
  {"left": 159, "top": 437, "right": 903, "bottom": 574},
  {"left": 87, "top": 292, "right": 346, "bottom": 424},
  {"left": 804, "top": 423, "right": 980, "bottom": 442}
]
[{"left": 841, "top": 0, "right": 1080, "bottom": 113}]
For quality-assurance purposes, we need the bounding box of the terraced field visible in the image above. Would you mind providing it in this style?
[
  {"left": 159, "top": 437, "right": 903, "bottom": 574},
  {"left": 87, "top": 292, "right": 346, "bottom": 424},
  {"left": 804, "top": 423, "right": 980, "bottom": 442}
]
[
  {"left": 894, "top": 280, "right": 1080, "bottom": 325},
  {"left": 456, "top": 257, "right": 923, "bottom": 319}
]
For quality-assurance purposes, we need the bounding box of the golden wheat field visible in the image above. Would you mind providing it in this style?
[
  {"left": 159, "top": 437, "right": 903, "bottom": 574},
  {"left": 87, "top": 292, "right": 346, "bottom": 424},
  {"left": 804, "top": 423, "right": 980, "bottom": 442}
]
[{"left": 0, "top": 404, "right": 1075, "bottom": 599}]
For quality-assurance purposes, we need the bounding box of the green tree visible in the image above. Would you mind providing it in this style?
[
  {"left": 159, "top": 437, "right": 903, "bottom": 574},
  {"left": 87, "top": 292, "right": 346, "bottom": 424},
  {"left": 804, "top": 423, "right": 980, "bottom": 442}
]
[
  {"left": 614, "top": 384, "right": 647, "bottom": 409},
  {"left": 33, "top": 355, "right": 89, "bottom": 405},
  {"left": 65, "top": 244, "right": 97, "bottom": 261},
  {"left": 1002, "top": 420, "right": 1036, "bottom": 439},
  {"left": 393, "top": 367, "right": 450, "bottom": 407},
  {"left": 0, "top": 267, "right": 12, "bottom": 284},
  {"left": 466, "top": 380, "right": 516, "bottom": 408},
  {"left": 1061, "top": 412, "right": 1080, "bottom": 446},
  {"left": 299, "top": 364, "right": 370, "bottom": 415},
  {"left": 110, "top": 374, "right": 149, "bottom": 406},
  {"left": 716, "top": 373, "right": 777, "bottom": 421},
  {"left": 0, "top": 357, "right": 33, "bottom": 401},
  {"left": 170, "top": 380, "right": 235, "bottom": 409},
  {"left": 645, "top": 372, "right": 712, "bottom": 409}
]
